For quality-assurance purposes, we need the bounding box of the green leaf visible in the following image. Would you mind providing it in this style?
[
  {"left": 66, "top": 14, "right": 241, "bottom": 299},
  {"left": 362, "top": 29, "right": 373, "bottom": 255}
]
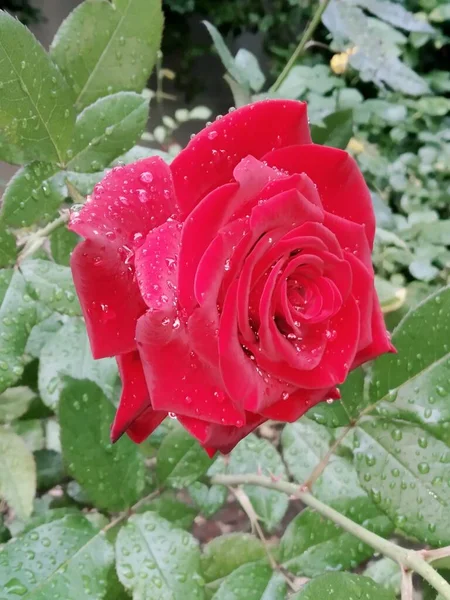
[
  {"left": 12, "top": 419, "right": 45, "bottom": 451},
  {"left": 311, "top": 109, "right": 353, "bottom": 149},
  {"left": 355, "top": 0, "right": 434, "bottom": 32},
  {"left": 279, "top": 497, "right": 393, "bottom": 577},
  {"left": 34, "top": 449, "right": 66, "bottom": 491},
  {"left": 323, "top": 1, "right": 429, "bottom": 96},
  {"left": 355, "top": 417, "right": 450, "bottom": 545},
  {"left": 25, "top": 314, "right": 63, "bottom": 359},
  {"left": 306, "top": 369, "right": 366, "bottom": 428},
  {"left": 0, "top": 163, "right": 64, "bottom": 228},
  {"left": 116, "top": 512, "right": 204, "bottom": 599},
  {"left": 212, "top": 563, "right": 286, "bottom": 600},
  {"left": 0, "top": 515, "right": 115, "bottom": 600},
  {"left": 201, "top": 533, "right": 266, "bottom": 585},
  {"left": 0, "top": 427, "right": 36, "bottom": 519},
  {"left": 430, "top": 3, "right": 450, "bottom": 22},
  {"left": 50, "top": 0, "right": 164, "bottom": 110},
  {"left": 282, "top": 418, "right": 365, "bottom": 502},
  {"left": 226, "top": 434, "right": 288, "bottom": 531},
  {"left": 38, "top": 317, "right": 117, "bottom": 409},
  {"left": 0, "top": 11, "right": 75, "bottom": 164},
  {"left": 21, "top": 259, "right": 81, "bottom": 317},
  {"left": 188, "top": 481, "right": 227, "bottom": 518},
  {"left": 0, "top": 386, "right": 36, "bottom": 422},
  {"left": 0, "top": 270, "right": 38, "bottom": 393},
  {"left": 135, "top": 491, "right": 198, "bottom": 530},
  {"left": 50, "top": 227, "right": 79, "bottom": 266},
  {"left": 156, "top": 424, "right": 213, "bottom": 488},
  {"left": 203, "top": 21, "right": 249, "bottom": 90},
  {"left": 67, "top": 92, "right": 149, "bottom": 172},
  {"left": 363, "top": 558, "right": 401, "bottom": 595},
  {"left": 0, "top": 269, "right": 13, "bottom": 303},
  {"left": 234, "top": 49, "right": 265, "bottom": 92},
  {"left": 0, "top": 229, "right": 17, "bottom": 268},
  {"left": 370, "top": 286, "right": 450, "bottom": 403},
  {"left": 59, "top": 378, "right": 145, "bottom": 511},
  {"left": 20, "top": 507, "right": 80, "bottom": 534},
  {"left": 292, "top": 572, "right": 396, "bottom": 599},
  {"left": 415, "top": 96, "right": 450, "bottom": 117}
]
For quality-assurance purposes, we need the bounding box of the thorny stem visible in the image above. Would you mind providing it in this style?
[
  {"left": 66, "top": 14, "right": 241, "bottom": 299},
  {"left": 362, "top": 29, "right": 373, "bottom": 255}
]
[
  {"left": 301, "top": 423, "right": 353, "bottom": 490},
  {"left": 17, "top": 211, "right": 69, "bottom": 264},
  {"left": 401, "top": 568, "right": 413, "bottom": 600},
  {"left": 211, "top": 474, "right": 450, "bottom": 600},
  {"left": 271, "top": 0, "right": 332, "bottom": 92},
  {"left": 228, "top": 485, "right": 298, "bottom": 590},
  {"left": 16, "top": 179, "right": 85, "bottom": 264},
  {"left": 103, "top": 488, "right": 162, "bottom": 533}
]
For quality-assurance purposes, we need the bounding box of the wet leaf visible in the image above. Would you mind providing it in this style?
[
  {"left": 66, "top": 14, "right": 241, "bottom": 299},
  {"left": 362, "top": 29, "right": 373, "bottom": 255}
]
[
  {"left": 226, "top": 434, "right": 288, "bottom": 531},
  {"left": 157, "top": 424, "right": 212, "bottom": 489},
  {"left": 50, "top": 0, "right": 164, "bottom": 110},
  {"left": 292, "top": 572, "right": 396, "bottom": 599},
  {"left": 0, "top": 515, "right": 114, "bottom": 600},
  {"left": 279, "top": 497, "right": 393, "bottom": 576},
  {"left": 67, "top": 92, "right": 149, "bottom": 172},
  {"left": 211, "top": 563, "right": 286, "bottom": 600},
  {"left": 38, "top": 317, "right": 117, "bottom": 409},
  {"left": 0, "top": 427, "right": 36, "bottom": 519},
  {"left": 59, "top": 378, "right": 145, "bottom": 511},
  {"left": 0, "top": 12, "right": 75, "bottom": 163},
  {"left": 116, "top": 512, "right": 204, "bottom": 599},
  {"left": 201, "top": 533, "right": 266, "bottom": 585},
  {"left": 282, "top": 418, "right": 365, "bottom": 502}
]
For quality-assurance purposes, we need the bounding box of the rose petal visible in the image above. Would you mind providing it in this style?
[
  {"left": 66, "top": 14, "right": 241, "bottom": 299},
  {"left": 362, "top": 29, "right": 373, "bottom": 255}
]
[
  {"left": 345, "top": 251, "right": 374, "bottom": 350},
  {"left": 219, "top": 280, "right": 296, "bottom": 412},
  {"left": 255, "top": 295, "right": 361, "bottom": 389},
  {"left": 324, "top": 212, "right": 372, "bottom": 270},
  {"left": 111, "top": 351, "right": 166, "bottom": 443},
  {"left": 71, "top": 241, "right": 146, "bottom": 358},
  {"left": 179, "top": 412, "right": 265, "bottom": 455},
  {"left": 263, "top": 144, "right": 375, "bottom": 246},
  {"left": 261, "top": 387, "right": 331, "bottom": 421},
  {"left": 353, "top": 295, "right": 395, "bottom": 366},
  {"left": 171, "top": 99, "right": 311, "bottom": 214},
  {"left": 69, "top": 157, "right": 178, "bottom": 246},
  {"left": 179, "top": 156, "right": 286, "bottom": 312},
  {"left": 126, "top": 406, "right": 168, "bottom": 444},
  {"left": 258, "top": 258, "right": 327, "bottom": 370},
  {"left": 134, "top": 220, "right": 182, "bottom": 310},
  {"left": 136, "top": 310, "right": 245, "bottom": 425}
]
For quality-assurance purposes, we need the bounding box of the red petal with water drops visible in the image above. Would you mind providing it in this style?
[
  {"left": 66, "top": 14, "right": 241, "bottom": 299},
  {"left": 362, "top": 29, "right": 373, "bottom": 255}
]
[
  {"left": 134, "top": 219, "right": 182, "bottom": 310},
  {"left": 219, "top": 280, "right": 296, "bottom": 412},
  {"left": 111, "top": 351, "right": 166, "bottom": 443},
  {"left": 179, "top": 156, "right": 287, "bottom": 312},
  {"left": 136, "top": 310, "right": 246, "bottom": 425},
  {"left": 263, "top": 144, "right": 376, "bottom": 247},
  {"left": 255, "top": 295, "right": 361, "bottom": 389},
  {"left": 69, "top": 157, "right": 178, "bottom": 245},
  {"left": 179, "top": 412, "right": 265, "bottom": 455},
  {"left": 71, "top": 241, "right": 146, "bottom": 358},
  {"left": 353, "top": 296, "right": 395, "bottom": 367},
  {"left": 261, "top": 387, "right": 332, "bottom": 421},
  {"left": 171, "top": 99, "right": 311, "bottom": 215}
]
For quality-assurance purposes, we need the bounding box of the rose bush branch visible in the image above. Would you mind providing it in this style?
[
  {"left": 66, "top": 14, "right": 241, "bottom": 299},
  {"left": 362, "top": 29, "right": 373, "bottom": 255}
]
[
  {"left": 271, "top": 0, "right": 332, "bottom": 92},
  {"left": 17, "top": 211, "right": 70, "bottom": 264},
  {"left": 211, "top": 473, "right": 450, "bottom": 600}
]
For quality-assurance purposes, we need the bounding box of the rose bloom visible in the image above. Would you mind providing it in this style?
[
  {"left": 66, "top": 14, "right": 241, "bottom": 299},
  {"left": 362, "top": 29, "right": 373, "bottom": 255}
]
[{"left": 70, "top": 100, "right": 394, "bottom": 456}]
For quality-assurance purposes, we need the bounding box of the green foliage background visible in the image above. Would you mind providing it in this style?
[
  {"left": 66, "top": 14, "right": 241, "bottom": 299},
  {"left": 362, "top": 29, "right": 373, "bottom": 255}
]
[{"left": 0, "top": 0, "right": 448, "bottom": 598}]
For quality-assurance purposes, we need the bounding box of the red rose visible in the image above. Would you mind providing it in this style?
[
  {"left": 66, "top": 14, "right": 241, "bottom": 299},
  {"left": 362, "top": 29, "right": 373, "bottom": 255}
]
[{"left": 70, "top": 100, "right": 394, "bottom": 456}]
